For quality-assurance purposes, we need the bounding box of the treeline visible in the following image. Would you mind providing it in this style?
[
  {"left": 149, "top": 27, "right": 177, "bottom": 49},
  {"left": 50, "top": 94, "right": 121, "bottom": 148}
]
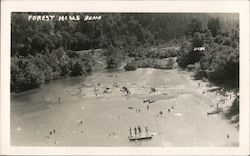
[
  {"left": 11, "top": 13, "right": 238, "bottom": 92},
  {"left": 12, "top": 13, "right": 238, "bottom": 57},
  {"left": 177, "top": 18, "right": 239, "bottom": 87}
]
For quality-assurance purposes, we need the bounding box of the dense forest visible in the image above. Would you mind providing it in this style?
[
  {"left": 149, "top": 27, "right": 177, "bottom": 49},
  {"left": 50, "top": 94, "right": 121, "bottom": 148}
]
[
  {"left": 11, "top": 13, "right": 239, "bottom": 93},
  {"left": 177, "top": 18, "right": 239, "bottom": 86}
]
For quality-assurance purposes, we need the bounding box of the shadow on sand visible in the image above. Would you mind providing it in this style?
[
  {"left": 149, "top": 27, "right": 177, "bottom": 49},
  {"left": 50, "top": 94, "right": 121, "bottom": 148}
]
[
  {"left": 223, "top": 98, "right": 239, "bottom": 125},
  {"left": 190, "top": 73, "right": 239, "bottom": 126}
]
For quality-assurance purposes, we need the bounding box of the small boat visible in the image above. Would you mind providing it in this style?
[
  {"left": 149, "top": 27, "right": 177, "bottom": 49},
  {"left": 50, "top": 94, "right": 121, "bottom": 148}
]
[
  {"left": 128, "top": 106, "right": 133, "bottom": 109},
  {"left": 149, "top": 98, "right": 156, "bottom": 103},
  {"left": 207, "top": 107, "right": 223, "bottom": 115},
  {"left": 128, "top": 133, "right": 153, "bottom": 141},
  {"left": 81, "top": 82, "right": 92, "bottom": 88},
  {"left": 143, "top": 97, "right": 156, "bottom": 103}
]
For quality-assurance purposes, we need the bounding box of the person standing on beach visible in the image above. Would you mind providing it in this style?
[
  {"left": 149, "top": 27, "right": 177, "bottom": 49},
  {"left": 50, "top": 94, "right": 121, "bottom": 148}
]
[
  {"left": 138, "top": 126, "right": 141, "bottom": 135},
  {"left": 145, "top": 126, "right": 148, "bottom": 134},
  {"left": 134, "top": 127, "right": 137, "bottom": 136},
  {"left": 129, "top": 127, "right": 132, "bottom": 136},
  {"left": 58, "top": 97, "right": 61, "bottom": 105}
]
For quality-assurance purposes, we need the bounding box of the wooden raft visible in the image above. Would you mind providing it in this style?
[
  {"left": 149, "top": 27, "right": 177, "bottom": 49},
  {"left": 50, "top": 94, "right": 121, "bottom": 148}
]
[{"left": 128, "top": 133, "right": 153, "bottom": 141}]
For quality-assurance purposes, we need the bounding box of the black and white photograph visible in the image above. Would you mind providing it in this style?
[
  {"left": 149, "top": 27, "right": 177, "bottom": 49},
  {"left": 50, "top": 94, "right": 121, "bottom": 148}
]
[{"left": 1, "top": 0, "right": 249, "bottom": 155}]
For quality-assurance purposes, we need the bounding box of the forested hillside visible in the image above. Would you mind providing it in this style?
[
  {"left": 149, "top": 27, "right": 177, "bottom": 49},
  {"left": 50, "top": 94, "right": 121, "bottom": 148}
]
[
  {"left": 177, "top": 17, "right": 239, "bottom": 86},
  {"left": 11, "top": 13, "right": 239, "bottom": 92}
]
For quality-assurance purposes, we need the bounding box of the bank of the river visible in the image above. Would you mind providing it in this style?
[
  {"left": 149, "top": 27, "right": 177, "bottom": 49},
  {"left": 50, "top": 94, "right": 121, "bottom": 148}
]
[{"left": 11, "top": 68, "right": 238, "bottom": 146}]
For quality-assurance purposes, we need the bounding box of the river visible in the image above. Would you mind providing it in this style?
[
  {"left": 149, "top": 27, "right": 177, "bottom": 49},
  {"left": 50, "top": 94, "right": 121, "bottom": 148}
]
[{"left": 11, "top": 68, "right": 239, "bottom": 147}]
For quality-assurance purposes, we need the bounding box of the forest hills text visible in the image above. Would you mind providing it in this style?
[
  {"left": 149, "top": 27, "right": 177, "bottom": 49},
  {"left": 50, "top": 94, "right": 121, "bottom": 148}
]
[{"left": 28, "top": 15, "right": 102, "bottom": 21}]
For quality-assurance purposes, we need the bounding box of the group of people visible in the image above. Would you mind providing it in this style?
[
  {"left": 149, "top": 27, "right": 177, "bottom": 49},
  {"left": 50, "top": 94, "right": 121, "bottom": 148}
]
[
  {"left": 77, "top": 120, "right": 83, "bottom": 126},
  {"left": 46, "top": 129, "right": 56, "bottom": 139},
  {"left": 129, "top": 126, "right": 149, "bottom": 137},
  {"left": 135, "top": 109, "right": 141, "bottom": 112}
]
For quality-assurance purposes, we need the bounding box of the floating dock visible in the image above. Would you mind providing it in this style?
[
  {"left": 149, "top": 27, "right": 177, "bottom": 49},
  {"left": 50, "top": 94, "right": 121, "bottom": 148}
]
[{"left": 128, "top": 133, "right": 153, "bottom": 141}]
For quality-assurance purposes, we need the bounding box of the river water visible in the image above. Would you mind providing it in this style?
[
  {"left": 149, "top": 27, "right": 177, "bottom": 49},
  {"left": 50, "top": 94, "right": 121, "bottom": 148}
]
[{"left": 11, "top": 68, "right": 239, "bottom": 147}]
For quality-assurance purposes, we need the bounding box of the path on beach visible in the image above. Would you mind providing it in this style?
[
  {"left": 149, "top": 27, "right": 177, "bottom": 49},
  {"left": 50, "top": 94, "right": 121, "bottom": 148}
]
[{"left": 11, "top": 68, "right": 239, "bottom": 146}]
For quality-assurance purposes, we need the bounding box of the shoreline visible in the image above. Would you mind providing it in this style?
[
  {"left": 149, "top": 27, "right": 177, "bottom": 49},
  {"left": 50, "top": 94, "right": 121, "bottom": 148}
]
[{"left": 184, "top": 70, "right": 239, "bottom": 128}]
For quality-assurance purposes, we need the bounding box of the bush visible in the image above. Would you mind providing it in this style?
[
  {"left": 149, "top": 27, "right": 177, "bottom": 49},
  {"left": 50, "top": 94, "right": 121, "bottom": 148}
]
[
  {"left": 71, "top": 61, "right": 86, "bottom": 76},
  {"left": 193, "top": 63, "right": 204, "bottom": 79},
  {"left": 11, "top": 57, "right": 45, "bottom": 92},
  {"left": 124, "top": 62, "right": 137, "bottom": 71},
  {"left": 187, "top": 64, "right": 196, "bottom": 71},
  {"left": 32, "top": 54, "right": 54, "bottom": 81},
  {"left": 192, "top": 32, "right": 204, "bottom": 47},
  {"left": 106, "top": 46, "right": 124, "bottom": 69},
  {"left": 177, "top": 41, "right": 193, "bottom": 68},
  {"left": 107, "top": 57, "right": 120, "bottom": 69},
  {"left": 168, "top": 49, "right": 178, "bottom": 57},
  {"left": 207, "top": 45, "right": 238, "bottom": 84}
]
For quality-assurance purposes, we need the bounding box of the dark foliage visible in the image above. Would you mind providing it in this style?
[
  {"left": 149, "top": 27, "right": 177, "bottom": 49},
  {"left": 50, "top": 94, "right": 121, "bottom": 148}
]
[
  {"left": 105, "top": 45, "right": 125, "bottom": 69},
  {"left": 186, "top": 18, "right": 203, "bottom": 37},
  {"left": 207, "top": 17, "right": 221, "bottom": 37},
  {"left": 224, "top": 95, "right": 239, "bottom": 123},
  {"left": 124, "top": 62, "right": 137, "bottom": 71},
  {"left": 11, "top": 13, "right": 239, "bottom": 92},
  {"left": 177, "top": 17, "right": 239, "bottom": 87},
  {"left": 11, "top": 49, "right": 93, "bottom": 92}
]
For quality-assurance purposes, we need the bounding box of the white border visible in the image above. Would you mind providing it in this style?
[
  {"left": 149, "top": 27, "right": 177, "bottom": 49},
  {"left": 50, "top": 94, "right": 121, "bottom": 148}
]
[{"left": 1, "top": 0, "right": 249, "bottom": 155}]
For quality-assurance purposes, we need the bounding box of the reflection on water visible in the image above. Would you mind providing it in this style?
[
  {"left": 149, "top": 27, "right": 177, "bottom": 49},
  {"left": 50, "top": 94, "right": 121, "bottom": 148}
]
[{"left": 12, "top": 75, "right": 84, "bottom": 113}]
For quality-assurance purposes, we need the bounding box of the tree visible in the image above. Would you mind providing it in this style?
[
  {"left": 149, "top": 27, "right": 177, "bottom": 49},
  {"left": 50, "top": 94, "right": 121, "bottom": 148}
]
[
  {"left": 61, "top": 31, "right": 72, "bottom": 49},
  {"left": 177, "top": 41, "right": 193, "bottom": 68},
  {"left": 186, "top": 18, "right": 203, "bottom": 37},
  {"left": 106, "top": 45, "right": 124, "bottom": 69},
  {"left": 10, "top": 13, "right": 239, "bottom": 92},
  {"left": 192, "top": 32, "right": 204, "bottom": 47},
  {"left": 71, "top": 61, "right": 86, "bottom": 76},
  {"left": 207, "top": 17, "right": 220, "bottom": 37},
  {"left": 230, "top": 24, "right": 239, "bottom": 48},
  {"left": 11, "top": 57, "right": 45, "bottom": 92},
  {"left": 203, "top": 29, "right": 213, "bottom": 44},
  {"left": 124, "top": 62, "right": 137, "bottom": 71}
]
